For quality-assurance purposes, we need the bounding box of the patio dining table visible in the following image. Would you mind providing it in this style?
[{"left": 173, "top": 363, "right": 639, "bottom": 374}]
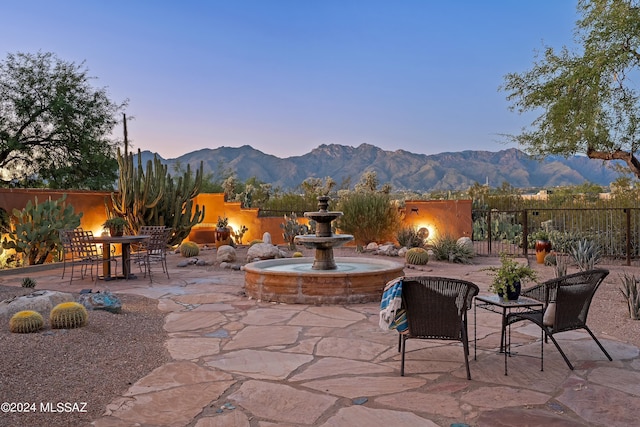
[{"left": 92, "top": 235, "right": 150, "bottom": 280}]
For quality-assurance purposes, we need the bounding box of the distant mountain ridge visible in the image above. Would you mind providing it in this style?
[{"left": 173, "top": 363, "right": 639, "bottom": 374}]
[{"left": 137, "top": 144, "right": 622, "bottom": 192}]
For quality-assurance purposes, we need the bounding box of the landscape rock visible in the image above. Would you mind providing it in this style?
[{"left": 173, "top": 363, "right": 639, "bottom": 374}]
[
  {"left": 217, "top": 245, "right": 237, "bottom": 263},
  {"left": 457, "top": 237, "right": 474, "bottom": 253},
  {"left": 246, "top": 243, "right": 281, "bottom": 262},
  {"left": 365, "top": 242, "right": 379, "bottom": 251},
  {"left": 398, "top": 247, "right": 408, "bottom": 257},
  {"left": 262, "top": 232, "right": 272, "bottom": 245},
  {"left": 0, "top": 290, "right": 74, "bottom": 324},
  {"left": 77, "top": 290, "right": 122, "bottom": 313}
]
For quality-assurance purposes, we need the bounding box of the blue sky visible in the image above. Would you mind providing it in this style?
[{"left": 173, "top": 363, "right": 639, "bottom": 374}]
[{"left": 2, "top": 1, "right": 578, "bottom": 159}]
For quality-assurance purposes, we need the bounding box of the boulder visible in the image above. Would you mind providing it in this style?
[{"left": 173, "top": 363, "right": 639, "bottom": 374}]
[
  {"left": 217, "top": 245, "right": 237, "bottom": 263},
  {"left": 0, "top": 290, "right": 74, "bottom": 325},
  {"left": 457, "top": 237, "right": 474, "bottom": 253},
  {"left": 246, "top": 243, "right": 281, "bottom": 262},
  {"left": 77, "top": 290, "right": 122, "bottom": 313},
  {"left": 365, "top": 242, "right": 379, "bottom": 251}
]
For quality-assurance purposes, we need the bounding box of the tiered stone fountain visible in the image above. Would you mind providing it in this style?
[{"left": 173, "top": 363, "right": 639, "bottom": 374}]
[{"left": 244, "top": 196, "right": 404, "bottom": 304}]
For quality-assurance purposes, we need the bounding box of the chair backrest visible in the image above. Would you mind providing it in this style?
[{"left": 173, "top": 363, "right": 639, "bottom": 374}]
[
  {"left": 544, "top": 269, "right": 609, "bottom": 332},
  {"left": 139, "top": 225, "right": 167, "bottom": 236},
  {"left": 145, "top": 227, "right": 171, "bottom": 254},
  {"left": 68, "top": 229, "right": 99, "bottom": 259},
  {"left": 401, "top": 276, "right": 479, "bottom": 340}
]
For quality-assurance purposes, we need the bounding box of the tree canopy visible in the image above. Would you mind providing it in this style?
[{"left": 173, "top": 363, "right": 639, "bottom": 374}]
[
  {"left": 0, "top": 51, "right": 127, "bottom": 189},
  {"left": 502, "top": 0, "right": 640, "bottom": 178}
]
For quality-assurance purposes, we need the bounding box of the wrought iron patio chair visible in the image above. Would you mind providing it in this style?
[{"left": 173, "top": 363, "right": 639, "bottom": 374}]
[
  {"left": 59, "top": 229, "right": 75, "bottom": 279},
  {"left": 67, "top": 229, "right": 118, "bottom": 284},
  {"left": 131, "top": 226, "right": 168, "bottom": 274},
  {"left": 141, "top": 227, "right": 171, "bottom": 282},
  {"left": 505, "top": 268, "right": 612, "bottom": 371},
  {"left": 399, "top": 276, "right": 479, "bottom": 379}
]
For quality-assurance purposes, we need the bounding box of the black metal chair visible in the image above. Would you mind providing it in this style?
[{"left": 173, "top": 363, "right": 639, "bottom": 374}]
[
  {"left": 505, "top": 269, "right": 612, "bottom": 371},
  {"left": 399, "top": 276, "right": 479, "bottom": 379}
]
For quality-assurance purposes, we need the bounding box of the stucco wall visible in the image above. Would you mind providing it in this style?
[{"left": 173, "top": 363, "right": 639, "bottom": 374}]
[{"left": 0, "top": 189, "right": 472, "bottom": 246}]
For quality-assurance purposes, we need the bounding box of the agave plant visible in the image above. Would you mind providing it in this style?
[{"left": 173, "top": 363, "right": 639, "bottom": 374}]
[{"left": 570, "top": 238, "right": 602, "bottom": 271}]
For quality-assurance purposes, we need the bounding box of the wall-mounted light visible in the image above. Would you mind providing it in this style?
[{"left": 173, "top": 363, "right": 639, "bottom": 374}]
[{"left": 411, "top": 207, "right": 419, "bottom": 215}]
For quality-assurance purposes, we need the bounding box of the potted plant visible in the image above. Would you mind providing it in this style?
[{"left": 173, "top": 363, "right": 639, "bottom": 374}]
[
  {"left": 102, "top": 217, "right": 128, "bottom": 237},
  {"left": 532, "top": 229, "right": 552, "bottom": 264},
  {"left": 484, "top": 252, "right": 538, "bottom": 301},
  {"left": 215, "top": 216, "right": 231, "bottom": 248}
]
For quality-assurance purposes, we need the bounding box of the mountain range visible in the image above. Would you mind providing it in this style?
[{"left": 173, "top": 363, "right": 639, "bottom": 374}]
[{"left": 138, "top": 144, "right": 622, "bottom": 192}]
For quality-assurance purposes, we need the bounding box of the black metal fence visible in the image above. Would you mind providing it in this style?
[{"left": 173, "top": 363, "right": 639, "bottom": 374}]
[{"left": 472, "top": 207, "right": 640, "bottom": 266}]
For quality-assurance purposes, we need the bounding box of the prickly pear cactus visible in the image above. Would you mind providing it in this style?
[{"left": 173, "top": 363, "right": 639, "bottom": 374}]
[
  {"left": 50, "top": 302, "right": 88, "bottom": 329},
  {"left": 406, "top": 247, "right": 429, "bottom": 265},
  {"left": 9, "top": 310, "right": 44, "bottom": 333},
  {"left": 1, "top": 194, "right": 82, "bottom": 265},
  {"left": 180, "top": 241, "right": 200, "bottom": 257}
]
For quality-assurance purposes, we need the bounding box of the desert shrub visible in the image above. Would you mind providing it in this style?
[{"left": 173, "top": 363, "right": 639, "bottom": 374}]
[
  {"left": 336, "top": 192, "right": 400, "bottom": 246},
  {"left": 431, "top": 234, "right": 474, "bottom": 264},
  {"left": 396, "top": 227, "right": 424, "bottom": 248}
]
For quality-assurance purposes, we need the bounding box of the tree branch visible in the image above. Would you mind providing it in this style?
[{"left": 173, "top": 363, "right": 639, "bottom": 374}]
[{"left": 586, "top": 147, "right": 640, "bottom": 178}]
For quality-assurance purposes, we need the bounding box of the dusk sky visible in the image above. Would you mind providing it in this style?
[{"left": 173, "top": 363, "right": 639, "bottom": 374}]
[{"left": 2, "top": 1, "right": 578, "bottom": 159}]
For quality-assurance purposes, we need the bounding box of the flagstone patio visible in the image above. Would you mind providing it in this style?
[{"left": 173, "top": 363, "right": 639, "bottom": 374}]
[{"left": 1, "top": 248, "right": 639, "bottom": 426}]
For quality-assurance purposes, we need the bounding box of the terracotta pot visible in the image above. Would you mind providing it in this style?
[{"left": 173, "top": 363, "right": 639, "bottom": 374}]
[
  {"left": 215, "top": 227, "right": 231, "bottom": 248},
  {"left": 535, "top": 239, "right": 551, "bottom": 264}
]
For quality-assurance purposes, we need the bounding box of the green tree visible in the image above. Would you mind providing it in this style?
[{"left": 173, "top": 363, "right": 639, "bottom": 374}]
[
  {"left": 502, "top": 0, "right": 640, "bottom": 178},
  {"left": 0, "top": 52, "right": 127, "bottom": 189}
]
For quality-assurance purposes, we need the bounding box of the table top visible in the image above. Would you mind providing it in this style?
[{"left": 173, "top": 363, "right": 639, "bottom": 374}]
[
  {"left": 475, "top": 294, "right": 544, "bottom": 308},
  {"left": 92, "top": 235, "right": 150, "bottom": 243}
]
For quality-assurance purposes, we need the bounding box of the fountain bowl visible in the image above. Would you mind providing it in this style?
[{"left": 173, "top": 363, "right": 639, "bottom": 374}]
[{"left": 244, "top": 256, "right": 405, "bottom": 304}]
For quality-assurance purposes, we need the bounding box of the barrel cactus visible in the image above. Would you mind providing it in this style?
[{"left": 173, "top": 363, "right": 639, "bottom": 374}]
[
  {"left": 9, "top": 310, "right": 44, "bottom": 333},
  {"left": 180, "top": 241, "right": 200, "bottom": 257},
  {"left": 292, "top": 251, "right": 303, "bottom": 258},
  {"left": 21, "top": 277, "right": 37, "bottom": 288},
  {"left": 406, "top": 247, "right": 429, "bottom": 265},
  {"left": 50, "top": 302, "right": 88, "bottom": 329}
]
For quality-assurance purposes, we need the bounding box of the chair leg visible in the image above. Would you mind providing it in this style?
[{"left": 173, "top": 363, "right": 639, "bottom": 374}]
[
  {"left": 546, "top": 333, "right": 575, "bottom": 370},
  {"left": 584, "top": 326, "right": 613, "bottom": 361},
  {"left": 461, "top": 325, "right": 472, "bottom": 380},
  {"left": 400, "top": 336, "right": 406, "bottom": 376},
  {"left": 398, "top": 333, "right": 402, "bottom": 353}
]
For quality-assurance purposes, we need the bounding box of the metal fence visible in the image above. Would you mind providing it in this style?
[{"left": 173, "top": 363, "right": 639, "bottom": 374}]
[{"left": 472, "top": 207, "right": 640, "bottom": 266}]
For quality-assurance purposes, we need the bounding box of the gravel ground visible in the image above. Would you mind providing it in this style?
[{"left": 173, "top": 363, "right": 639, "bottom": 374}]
[{"left": 0, "top": 287, "right": 170, "bottom": 427}]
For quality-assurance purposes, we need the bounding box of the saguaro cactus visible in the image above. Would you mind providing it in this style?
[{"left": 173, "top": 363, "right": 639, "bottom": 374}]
[{"left": 110, "top": 149, "right": 205, "bottom": 246}]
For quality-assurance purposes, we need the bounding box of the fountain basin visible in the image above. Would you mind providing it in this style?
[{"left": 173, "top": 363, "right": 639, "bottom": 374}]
[{"left": 244, "top": 257, "right": 405, "bottom": 304}]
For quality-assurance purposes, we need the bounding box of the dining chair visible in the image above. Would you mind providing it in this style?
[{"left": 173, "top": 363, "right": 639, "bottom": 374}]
[
  {"left": 131, "top": 226, "right": 168, "bottom": 274},
  {"left": 58, "top": 229, "right": 74, "bottom": 279},
  {"left": 398, "top": 276, "right": 479, "bottom": 379},
  {"left": 141, "top": 227, "right": 171, "bottom": 282},
  {"left": 67, "top": 229, "right": 118, "bottom": 284},
  {"left": 505, "top": 268, "right": 612, "bottom": 371}
]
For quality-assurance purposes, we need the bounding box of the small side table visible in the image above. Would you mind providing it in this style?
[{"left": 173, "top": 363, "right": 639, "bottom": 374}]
[{"left": 474, "top": 294, "right": 543, "bottom": 375}]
